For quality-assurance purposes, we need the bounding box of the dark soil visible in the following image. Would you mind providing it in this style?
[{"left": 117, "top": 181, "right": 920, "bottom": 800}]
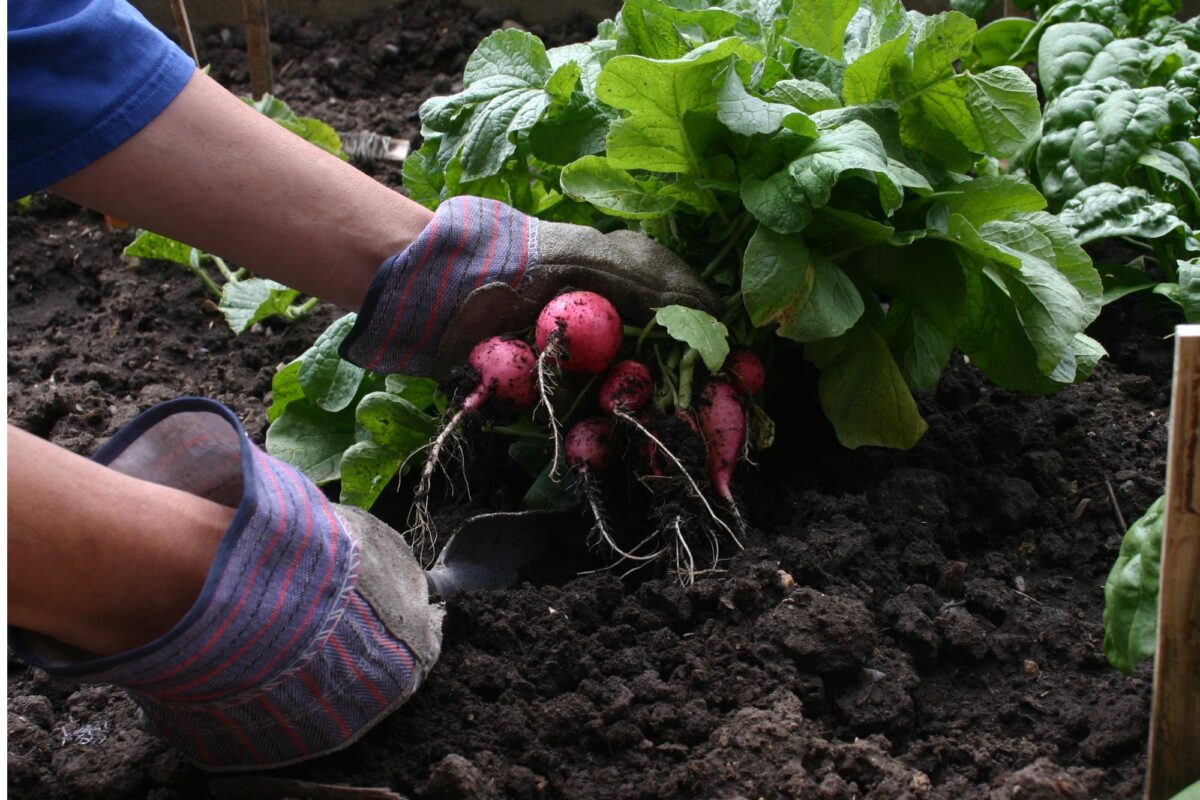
[{"left": 7, "top": 3, "right": 1173, "bottom": 798}]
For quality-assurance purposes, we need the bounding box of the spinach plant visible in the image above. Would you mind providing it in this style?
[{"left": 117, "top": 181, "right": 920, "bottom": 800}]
[
  {"left": 971, "top": 1, "right": 1200, "bottom": 318},
  {"left": 123, "top": 94, "right": 346, "bottom": 333},
  {"left": 270, "top": 0, "right": 1106, "bottom": 509}
]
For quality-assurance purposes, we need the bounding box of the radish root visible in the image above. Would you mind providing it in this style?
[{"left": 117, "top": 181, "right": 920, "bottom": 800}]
[
  {"left": 407, "top": 405, "right": 469, "bottom": 562},
  {"left": 612, "top": 408, "right": 742, "bottom": 549},
  {"left": 536, "top": 332, "right": 566, "bottom": 480}
]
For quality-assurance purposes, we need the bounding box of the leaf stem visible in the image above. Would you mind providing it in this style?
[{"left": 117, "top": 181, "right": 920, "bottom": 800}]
[
  {"left": 700, "top": 213, "right": 755, "bottom": 280},
  {"left": 677, "top": 347, "right": 698, "bottom": 410},
  {"left": 186, "top": 262, "right": 223, "bottom": 299},
  {"left": 211, "top": 255, "right": 241, "bottom": 283},
  {"left": 283, "top": 296, "right": 321, "bottom": 321}
]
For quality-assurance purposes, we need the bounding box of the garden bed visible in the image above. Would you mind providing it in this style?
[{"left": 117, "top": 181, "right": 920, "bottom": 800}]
[{"left": 6, "top": 2, "right": 1175, "bottom": 798}]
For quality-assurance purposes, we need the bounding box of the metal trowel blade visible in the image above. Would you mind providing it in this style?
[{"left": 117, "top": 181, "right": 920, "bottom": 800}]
[{"left": 423, "top": 509, "right": 569, "bottom": 600}]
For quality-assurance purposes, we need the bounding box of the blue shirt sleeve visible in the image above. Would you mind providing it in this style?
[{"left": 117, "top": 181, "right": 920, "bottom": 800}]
[{"left": 8, "top": 0, "right": 196, "bottom": 200}]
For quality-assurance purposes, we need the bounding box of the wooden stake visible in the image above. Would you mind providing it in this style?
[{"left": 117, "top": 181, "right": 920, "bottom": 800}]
[
  {"left": 168, "top": 0, "right": 200, "bottom": 65},
  {"left": 1146, "top": 324, "right": 1200, "bottom": 800},
  {"left": 243, "top": 0, "right": 274, "bottom": 100}
]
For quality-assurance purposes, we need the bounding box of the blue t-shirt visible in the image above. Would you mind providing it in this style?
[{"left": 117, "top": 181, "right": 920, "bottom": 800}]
[{"left": 8, "top": 0, "right": 196, "bottom": 200}]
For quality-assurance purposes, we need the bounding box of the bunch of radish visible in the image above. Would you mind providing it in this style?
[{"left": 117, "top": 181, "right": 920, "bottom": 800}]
[{"left": 411, "top": 288, "right": 767, "bottom": 583}]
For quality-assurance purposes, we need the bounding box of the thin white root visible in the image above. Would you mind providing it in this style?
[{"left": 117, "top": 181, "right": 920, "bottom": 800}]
[
  {"left": 407, "top": 405, "right": 469, "bottom": 562},
  {"left": 536, "top": 336, "right": 565, "bottom": 480},
  {"left": 580, "top": 477, "right": 662, "bottom": 563},
  {"left": 613, "top": 409, "right": 737, "bottom": 543},
  {"left": 673, "top": 517, "right": 696, "bottom": 586}
]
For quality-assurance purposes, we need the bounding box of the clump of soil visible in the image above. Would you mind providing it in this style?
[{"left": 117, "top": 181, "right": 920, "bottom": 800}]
[{"left": 8, "top": 2, "right": 1171, "bottom": 798}]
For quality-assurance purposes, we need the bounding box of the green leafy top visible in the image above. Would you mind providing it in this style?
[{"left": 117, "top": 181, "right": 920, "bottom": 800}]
[{"left": 395, "top": 0, "right": 1104, "bottom": 451}]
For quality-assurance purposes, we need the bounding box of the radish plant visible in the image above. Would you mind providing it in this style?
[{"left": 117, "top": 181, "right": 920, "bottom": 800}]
[
  {"left": 403, "top": 0, "right": 1106, "bottom": 450},
  {"left": 266, "top": 0, "right": 1140, "bottom": 577}
]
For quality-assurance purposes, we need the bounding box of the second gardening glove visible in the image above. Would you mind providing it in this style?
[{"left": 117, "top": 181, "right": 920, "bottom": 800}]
[
  {"left": 8, "top": 398, "right": 442, "bottom": 771},
  {"left": 340, "top": 195, "right": 717, "bottom": 376}
]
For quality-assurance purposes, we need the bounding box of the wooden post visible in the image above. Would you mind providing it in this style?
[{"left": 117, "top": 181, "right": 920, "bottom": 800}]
[
  {"left": 168, "top": 0, "right": 200, "bottom": 65},
  {"left": 1146, "top": 325, "right": 1200, "bottom": 800},
  {"left": 243, "top": 0, "right": 274, "bottom": 100}
]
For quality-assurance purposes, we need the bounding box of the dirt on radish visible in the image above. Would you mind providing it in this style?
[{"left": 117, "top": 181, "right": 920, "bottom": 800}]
[{"left": 5, "top": 3, "right": 1169, "bottom": 799}]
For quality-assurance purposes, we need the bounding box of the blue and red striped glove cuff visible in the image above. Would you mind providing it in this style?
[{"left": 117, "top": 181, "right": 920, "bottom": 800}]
[
  {"left": 340, "top": 195, "right": 537, "bottom": 375},
  {"left": 9, "top": 398, "right": 421, "bottom": 770}
]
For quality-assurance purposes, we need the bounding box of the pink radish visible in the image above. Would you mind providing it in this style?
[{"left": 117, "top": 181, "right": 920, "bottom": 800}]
[
  {"left": 461, "top": 336, "right": 538, "bottom": 413},
  {"left": 725, "top": 349, "right": 765, "bottom": 396},
  {"left": 536, "top": 290, "right": 623, "bottom": 374},
  {"left": 599, "top": 360, "right": 653, "bottom": 415},
  {"left": 565, "top": 417, "right": 615, "bottom": 474},
  {"left": 697, "top": 378, "right": 746, "bottom": 504},
  {"left": 566, "top": 416, "right": 663, "bottom": 565},
  {"left": 411, "top": 336, "right": 536, "bottom": 554}
]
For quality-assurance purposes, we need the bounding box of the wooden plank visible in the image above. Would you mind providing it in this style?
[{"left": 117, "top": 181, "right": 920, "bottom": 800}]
[
  {"left": 243, "top": 0, "right": 274, "bottom": 99},
  {"left": 1146, "top": 324, "right": 1200, "bottom": 800},
  {"left": 168, "top": 0, "right": 200, "bottom": 65}
]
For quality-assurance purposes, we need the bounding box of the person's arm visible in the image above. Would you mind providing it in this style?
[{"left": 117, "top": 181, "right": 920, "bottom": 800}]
[{"left": 50, "top": 68, "right": 433, "bottom": 311}]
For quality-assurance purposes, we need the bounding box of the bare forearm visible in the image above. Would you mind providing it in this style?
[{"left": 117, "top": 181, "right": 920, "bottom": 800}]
[
  {"left": 8, "top": 426, "right": 233, "bottom": 655},
  {"left": 51, "top": 69, "right": 433, "bottom": 310}
]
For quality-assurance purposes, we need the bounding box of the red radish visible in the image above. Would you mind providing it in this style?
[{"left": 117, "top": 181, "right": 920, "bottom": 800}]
[
  {"left": 697, "top": 378, "right": 747, "bottom": 504},
  {"left": 725, "top": 349, "right": 765, "bottom": 396},
  {"left": 535, "top": 290, "right": 623, "bottom": 373},
  {"left": 461, "top": 336, "right": 538, "bottom": 413},
  {"left": 411, "top": 336, "right": 536, "bottom": 554},
  {"left": 565, "top": 417, "right": 615, "bottom": 474},
  {"left": 599, "top": 360, "right": 653, "bottom": 415}
]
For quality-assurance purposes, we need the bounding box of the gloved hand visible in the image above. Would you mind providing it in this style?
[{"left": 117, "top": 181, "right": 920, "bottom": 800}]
[
  {"left": 340, "top": 195, "right": 717, "bottom": 377},
  {"left": 8, "top": 398, "right": 442, "bottom": 771}
]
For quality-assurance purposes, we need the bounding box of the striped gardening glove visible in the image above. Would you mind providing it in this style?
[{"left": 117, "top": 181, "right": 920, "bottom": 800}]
[
  {"left": 8, "top": 398, "right": 442, "bottom": 771},
  {"left": 340, "top": 195, "right": 717, "bottom": 377}
]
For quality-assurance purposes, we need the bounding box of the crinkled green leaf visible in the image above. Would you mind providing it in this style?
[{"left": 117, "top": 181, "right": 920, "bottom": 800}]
[
  {"left": 1038, "top": 22, "right": 1189, "bottom": 100},
  {"left": 807, "top": 315, "right": 928, "bottom": 449},
  {"left": 219, "top": 278, "right": 301, "bottom": 334},
  {"left": 298, "top": 314, "right": 366, "bottom": 413},
  {"left": 419, "top": 29, "right": 558, "bottom": 181},
  {"left": 1058, "top": 182, "right": 1191, "bottom": 244},
  {"left": 265, "top": 399, "right": 357, "bottom": 485},
  {"left": 1103, "top": 495, "right": 1164, "bottom": 675},
  {"left": 1036, "top": 78, "right": 1196, "bottom": 205},
  {"left": 654, "top": 305, "right": 730, "bottom": 371}
]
